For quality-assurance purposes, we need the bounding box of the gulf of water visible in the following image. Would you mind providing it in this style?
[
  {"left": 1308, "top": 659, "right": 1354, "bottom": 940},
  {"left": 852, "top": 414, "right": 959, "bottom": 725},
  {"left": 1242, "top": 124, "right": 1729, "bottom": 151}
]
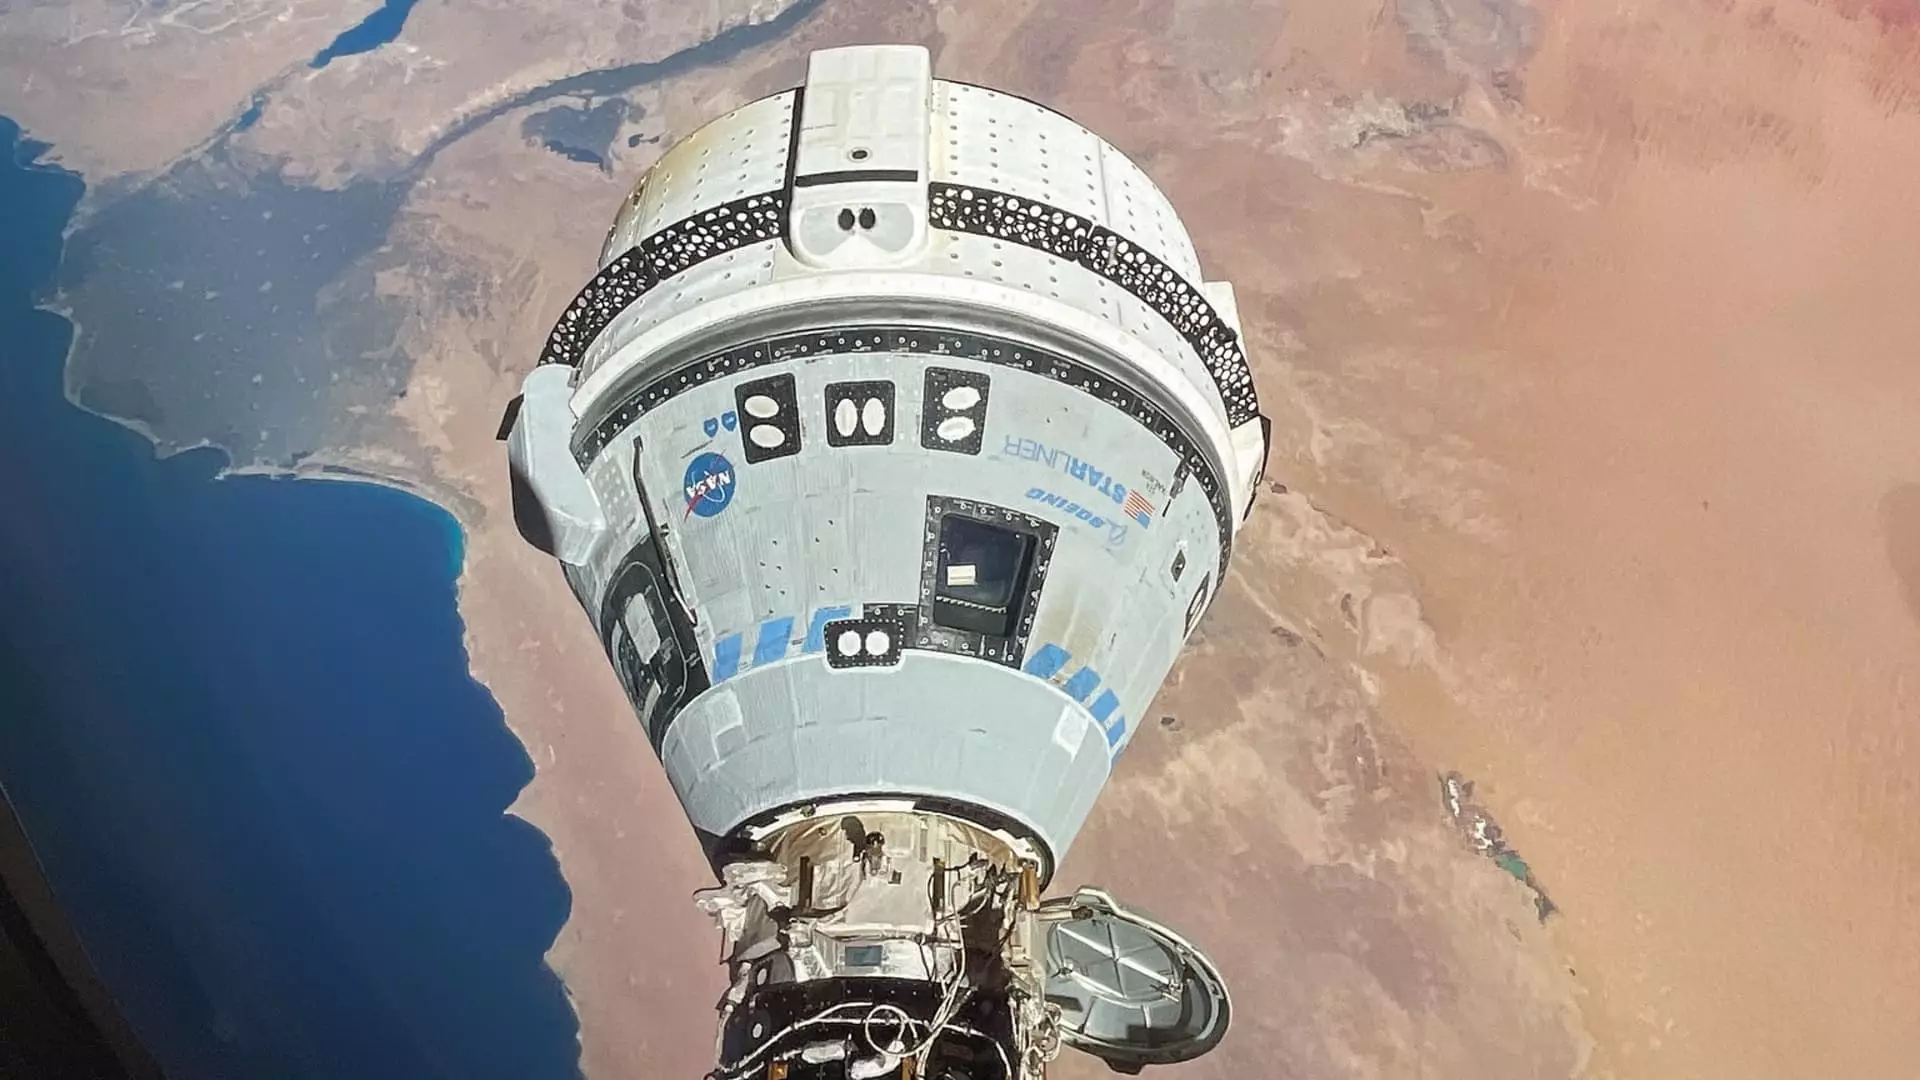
[{"left": 0, "top": 118, "right": 581, "bottom": 1080}]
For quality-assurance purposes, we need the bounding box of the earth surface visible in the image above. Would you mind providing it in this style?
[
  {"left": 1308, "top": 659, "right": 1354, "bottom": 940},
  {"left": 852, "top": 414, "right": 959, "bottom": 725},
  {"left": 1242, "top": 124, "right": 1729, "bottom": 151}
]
[{"left": 5, "top": 0, "right": 1919, "bottom": 1077}]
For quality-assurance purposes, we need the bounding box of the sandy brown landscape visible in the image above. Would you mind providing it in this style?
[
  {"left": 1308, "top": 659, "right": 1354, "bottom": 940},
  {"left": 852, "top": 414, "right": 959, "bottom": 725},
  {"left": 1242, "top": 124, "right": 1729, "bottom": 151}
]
[{"left": 7, "top": 0, "right": 1920, "bottom": 1076}]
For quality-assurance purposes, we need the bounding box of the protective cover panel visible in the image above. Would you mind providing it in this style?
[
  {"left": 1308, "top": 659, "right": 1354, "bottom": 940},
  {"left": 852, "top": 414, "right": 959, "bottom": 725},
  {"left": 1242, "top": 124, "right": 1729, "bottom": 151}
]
[{"left": 1041, "top": 887, "right": 1231, "bottom": 1070}]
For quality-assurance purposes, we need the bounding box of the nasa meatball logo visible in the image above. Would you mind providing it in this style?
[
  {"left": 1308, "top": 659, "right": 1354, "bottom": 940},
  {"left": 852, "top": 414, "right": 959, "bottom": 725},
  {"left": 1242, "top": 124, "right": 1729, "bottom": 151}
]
[{"left": 682, "top": 452, "right": 736, "bottom": 519}]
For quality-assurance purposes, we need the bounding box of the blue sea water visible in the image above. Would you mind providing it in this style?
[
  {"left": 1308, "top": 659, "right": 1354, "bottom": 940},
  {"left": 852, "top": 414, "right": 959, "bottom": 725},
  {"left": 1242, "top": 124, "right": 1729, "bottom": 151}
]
[
  {"left": 311, "top": 0, "right": 422, "bottom": 69},
  {"left": 0, "top": 118, "right": 581, "bottom": 1080}
]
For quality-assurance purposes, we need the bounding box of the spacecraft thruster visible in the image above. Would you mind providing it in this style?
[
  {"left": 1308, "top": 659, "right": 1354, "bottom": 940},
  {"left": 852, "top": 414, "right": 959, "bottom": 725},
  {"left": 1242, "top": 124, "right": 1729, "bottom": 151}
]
[{"left": 503, "top": 43, "right": 1269, "bottom": 1080}]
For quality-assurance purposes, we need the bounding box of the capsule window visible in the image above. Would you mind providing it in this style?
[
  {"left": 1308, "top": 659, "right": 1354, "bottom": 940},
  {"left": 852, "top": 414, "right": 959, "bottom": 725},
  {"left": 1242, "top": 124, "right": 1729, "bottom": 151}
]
[{"left": 932, "top": 514, "right": 1035, "bottom": 638}]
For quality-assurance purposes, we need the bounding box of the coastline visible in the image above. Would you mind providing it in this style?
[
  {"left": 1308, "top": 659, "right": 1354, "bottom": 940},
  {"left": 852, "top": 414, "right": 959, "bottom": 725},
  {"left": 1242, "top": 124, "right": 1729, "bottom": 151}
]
[
  {"left": 6, "top": 4, "right": 843, "bottom": 1056},
  {"left": 49, "top": 285, "right": 720, "bottom": 1078},
  {"left": 7, "top": 124, "right": 588, "bottom": 1069},
  {"left": 50, "top": 292, "right": 540, "bottom": 836},
  {"left": 51, "top": 310, "right": 486, "bottom": 551}
]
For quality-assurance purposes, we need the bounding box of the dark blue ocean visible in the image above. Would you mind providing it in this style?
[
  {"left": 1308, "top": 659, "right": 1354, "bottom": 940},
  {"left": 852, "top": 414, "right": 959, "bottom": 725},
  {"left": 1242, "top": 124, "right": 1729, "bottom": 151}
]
[{"left": 0, "top": 118, "right": 580, "bottom": 1079}]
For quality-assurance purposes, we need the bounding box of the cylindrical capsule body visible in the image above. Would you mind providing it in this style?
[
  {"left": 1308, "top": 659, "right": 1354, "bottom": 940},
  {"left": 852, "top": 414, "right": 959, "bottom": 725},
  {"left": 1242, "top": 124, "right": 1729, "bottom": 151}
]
[{"left": 507, "top": 43, "right": 1267, "bottom": 875}]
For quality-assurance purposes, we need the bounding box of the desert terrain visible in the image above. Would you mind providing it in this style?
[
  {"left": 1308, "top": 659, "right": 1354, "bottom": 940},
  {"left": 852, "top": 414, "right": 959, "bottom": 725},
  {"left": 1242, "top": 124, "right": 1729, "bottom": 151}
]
[{"left": 4, "top": 0, "right": 1919, "bottom": 1076}]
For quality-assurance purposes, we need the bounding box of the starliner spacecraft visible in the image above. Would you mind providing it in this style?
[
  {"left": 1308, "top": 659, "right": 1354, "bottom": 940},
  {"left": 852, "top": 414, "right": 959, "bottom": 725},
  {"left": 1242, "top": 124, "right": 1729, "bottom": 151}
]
[{"left": 502, "top": 43, "right": 1268, "bottom": 1080}]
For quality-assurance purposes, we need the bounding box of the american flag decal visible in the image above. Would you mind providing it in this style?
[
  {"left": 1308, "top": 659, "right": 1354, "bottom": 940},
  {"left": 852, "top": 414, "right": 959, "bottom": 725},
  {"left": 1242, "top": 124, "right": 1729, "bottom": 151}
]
[{"left": 1122, "top": 487, "right": 1155, "bottom": 527}]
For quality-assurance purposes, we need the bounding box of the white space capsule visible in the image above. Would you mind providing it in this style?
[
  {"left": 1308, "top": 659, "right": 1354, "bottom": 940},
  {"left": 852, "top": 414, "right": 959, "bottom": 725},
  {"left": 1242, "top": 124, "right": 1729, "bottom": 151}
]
[{"left": 504, "top": 43, "right": 1269, "bottom": 1079}]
